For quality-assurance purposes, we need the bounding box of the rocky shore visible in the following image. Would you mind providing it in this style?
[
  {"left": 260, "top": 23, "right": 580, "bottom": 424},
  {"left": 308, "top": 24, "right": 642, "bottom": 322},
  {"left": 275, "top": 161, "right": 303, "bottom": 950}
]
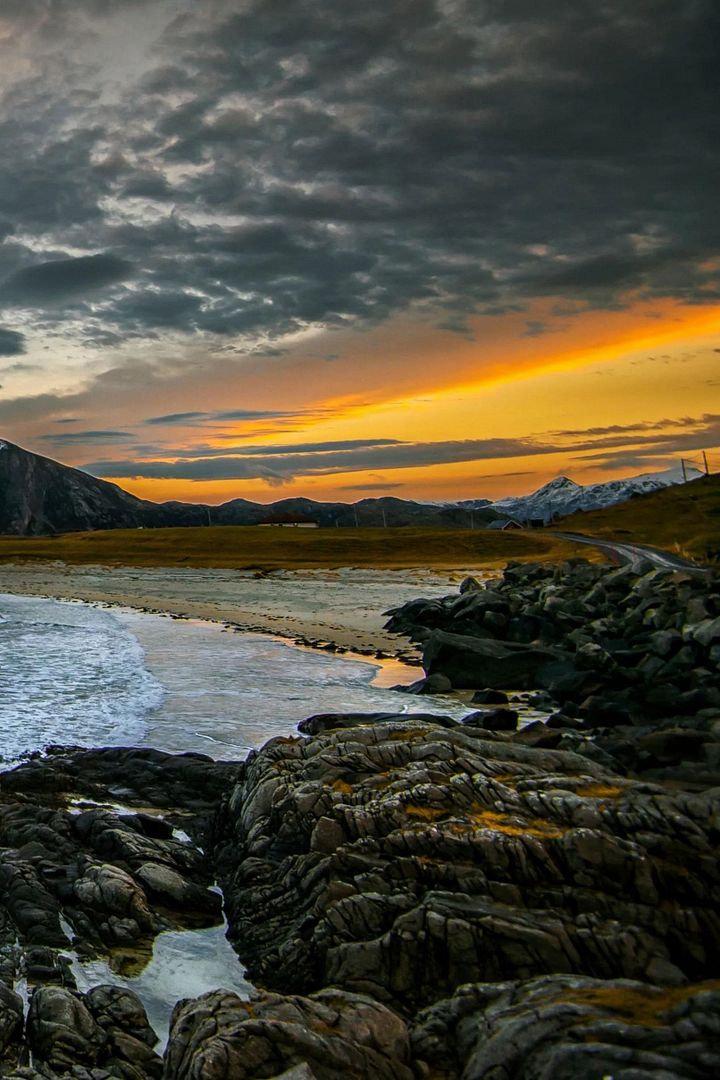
[{"left": 0, "top": 559, "right": 718, "bottom": 1077}]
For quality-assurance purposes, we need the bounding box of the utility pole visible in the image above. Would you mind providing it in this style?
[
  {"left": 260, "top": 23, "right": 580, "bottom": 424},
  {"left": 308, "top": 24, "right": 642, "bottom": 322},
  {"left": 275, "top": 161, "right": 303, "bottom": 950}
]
[
  {"left": 470, "top": 510, "right": 474, "bottom": 530},
  {"left": 354, "top": 506, "right": 359, "bottom": 528},
  {"left": 381, "top": 508, "right": 387, "bottom": 528},
  {"left": 681, "top": 459, "right": 688, "bottom": 482},
  {"left": 703, "top": 450, "right": 710, "bottom": 475}
]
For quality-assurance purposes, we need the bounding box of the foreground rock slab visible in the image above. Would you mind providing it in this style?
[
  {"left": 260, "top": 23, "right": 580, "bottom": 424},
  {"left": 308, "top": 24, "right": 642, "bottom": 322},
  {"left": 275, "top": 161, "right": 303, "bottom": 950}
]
[
  {"left": 411, "top": 974, "right": 720, "bottom": 1079},
  {"left": 164, "top": 987, "right": 414, "bottom": 1080},
  {"left": 214, "top": 714, "right": 720, "bottom": 1013}
]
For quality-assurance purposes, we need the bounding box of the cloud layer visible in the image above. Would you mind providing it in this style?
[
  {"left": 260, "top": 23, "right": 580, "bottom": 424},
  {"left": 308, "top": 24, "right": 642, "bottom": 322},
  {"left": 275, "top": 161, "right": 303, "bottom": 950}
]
[
  {"left": 81, "top": 414, "right": 720, "bottom": 483},
  {"left": 0, "top": 0, "right": 716, "bottom": 354}
]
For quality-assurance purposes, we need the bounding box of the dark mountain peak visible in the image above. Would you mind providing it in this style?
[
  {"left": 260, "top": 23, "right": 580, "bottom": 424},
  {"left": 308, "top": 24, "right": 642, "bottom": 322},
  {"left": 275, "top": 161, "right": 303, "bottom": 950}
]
[{"left": 0, "top": 437, "right": 156, "bottom": 535}]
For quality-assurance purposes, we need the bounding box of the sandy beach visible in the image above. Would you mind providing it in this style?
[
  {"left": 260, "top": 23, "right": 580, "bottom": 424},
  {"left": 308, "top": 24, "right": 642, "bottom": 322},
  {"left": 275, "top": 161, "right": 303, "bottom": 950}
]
[{"left": 0, "top": 561, "right": 480, "bottom": 656}]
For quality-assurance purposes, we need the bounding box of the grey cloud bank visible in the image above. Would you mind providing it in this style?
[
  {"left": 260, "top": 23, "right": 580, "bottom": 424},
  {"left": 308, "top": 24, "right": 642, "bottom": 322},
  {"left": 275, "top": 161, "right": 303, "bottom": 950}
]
[{"left": 0, "top": 0, "right": 715, "bottom": 355}]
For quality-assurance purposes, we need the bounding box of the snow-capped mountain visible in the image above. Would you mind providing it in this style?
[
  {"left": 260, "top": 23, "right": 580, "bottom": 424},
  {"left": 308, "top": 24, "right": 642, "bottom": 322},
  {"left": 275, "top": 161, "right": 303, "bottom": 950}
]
[{"left": 487, "top": 465, "right": 704, "bottom": 523}]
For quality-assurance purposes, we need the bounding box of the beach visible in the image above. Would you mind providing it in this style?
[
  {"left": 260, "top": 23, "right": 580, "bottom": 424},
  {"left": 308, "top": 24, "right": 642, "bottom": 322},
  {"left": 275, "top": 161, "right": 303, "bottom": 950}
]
[{"left": 0, "top": 561, "right": 479, "bottom": 655}]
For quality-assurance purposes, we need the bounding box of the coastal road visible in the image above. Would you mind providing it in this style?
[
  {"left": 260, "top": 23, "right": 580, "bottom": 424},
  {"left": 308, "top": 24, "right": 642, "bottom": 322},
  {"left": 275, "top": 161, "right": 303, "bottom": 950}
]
[{"left": 549, "top": 531, "right": 709, "bottom": 572}]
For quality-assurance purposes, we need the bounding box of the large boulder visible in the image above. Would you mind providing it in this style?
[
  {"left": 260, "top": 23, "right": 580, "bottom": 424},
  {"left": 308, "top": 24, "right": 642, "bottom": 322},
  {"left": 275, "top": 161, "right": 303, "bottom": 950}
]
[
  {"left": 163, "top": 988, "right": 414, "bottom": 1080},
  {"left": 27, "top": 987, "right": 105, "bottom": 1072},
  {"left": 423, "top": 630, "right": 563, "bottom": 689}
]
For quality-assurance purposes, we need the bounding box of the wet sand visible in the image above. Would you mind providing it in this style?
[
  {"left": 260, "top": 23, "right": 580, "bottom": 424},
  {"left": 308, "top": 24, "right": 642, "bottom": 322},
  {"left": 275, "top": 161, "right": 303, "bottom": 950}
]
[{"left": 0, "top": 562, "right": 480, "bottom": 655}]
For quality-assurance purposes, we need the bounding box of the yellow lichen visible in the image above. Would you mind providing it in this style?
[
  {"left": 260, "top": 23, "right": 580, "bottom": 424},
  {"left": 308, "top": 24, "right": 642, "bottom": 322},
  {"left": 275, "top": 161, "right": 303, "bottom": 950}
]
[
  {"left": 401, "top": 800, "right": 566, "bottom": 838},
  {"left": 574, "top": 783, "right": 624, "bottom": 799},
  {"left": 463, "top": 808, "right": 566, "bottom": 839},
  {"left": 404, "top": 804, "right": 446, "bottom": 821},
  {"left": 330, "top": 779, "right": 354, "bottom": 794},
  {"left": 558, "top": 980, "right": 720, "bottom": 1028}
]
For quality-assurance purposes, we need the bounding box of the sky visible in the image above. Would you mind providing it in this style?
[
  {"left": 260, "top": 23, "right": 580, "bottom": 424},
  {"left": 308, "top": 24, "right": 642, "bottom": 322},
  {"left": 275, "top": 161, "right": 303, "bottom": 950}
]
[{"left": 0, "top": 0, "right": 717, "bottom": 505}]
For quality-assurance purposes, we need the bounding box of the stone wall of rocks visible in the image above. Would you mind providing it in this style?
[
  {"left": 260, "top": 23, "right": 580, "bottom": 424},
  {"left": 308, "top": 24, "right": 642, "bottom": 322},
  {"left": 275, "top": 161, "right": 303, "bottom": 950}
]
[{"left": 387, "top": 559, "right": 720, "bottom": 788}]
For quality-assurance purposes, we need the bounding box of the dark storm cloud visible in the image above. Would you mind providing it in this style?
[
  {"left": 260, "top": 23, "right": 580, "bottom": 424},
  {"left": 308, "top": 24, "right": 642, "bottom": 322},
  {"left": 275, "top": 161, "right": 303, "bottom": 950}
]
[
  {"left": 161, "top": 438, "right": 402, "bottom": 459},
  {"left": 78, "top": 436, "right": 602, "bottom": 481},
  {"left": 0, "top": 0, "right": 717, "bottom": 344},
  {"left": 215, "top": 409, "right": 309, "bottom": 422},
  {"left": 0, "top": 328, "right": 25, "bottom": 356},
  {"left": 1, "top": 255, "right": 133, "bottom": 304},
  {"left": 552, "top": 417, "right": 710, "bottom": 438}
]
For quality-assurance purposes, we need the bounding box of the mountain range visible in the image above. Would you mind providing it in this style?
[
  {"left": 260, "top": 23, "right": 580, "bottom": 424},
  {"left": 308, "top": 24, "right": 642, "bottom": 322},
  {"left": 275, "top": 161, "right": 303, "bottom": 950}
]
[
  {"left": 0, "top": 438, "right": 704, "bottom": 535},
  {"left": 0, "top": 439, "right": 496, "bottom": 534},
  {"left": 486, "top": 465, "right": 704, "bottom": 523}
]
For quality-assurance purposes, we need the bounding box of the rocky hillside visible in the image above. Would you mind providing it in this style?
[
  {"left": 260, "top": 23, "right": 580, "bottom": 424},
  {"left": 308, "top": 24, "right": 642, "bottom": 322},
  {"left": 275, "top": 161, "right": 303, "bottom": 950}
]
[{"left": 0, "top": 439, "right": 161, "bottom": 534}]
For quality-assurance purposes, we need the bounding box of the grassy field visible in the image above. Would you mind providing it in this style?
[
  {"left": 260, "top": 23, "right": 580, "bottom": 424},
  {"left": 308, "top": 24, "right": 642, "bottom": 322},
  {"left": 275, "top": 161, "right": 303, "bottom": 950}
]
[
  {"left": 557, "top": 473, "right": 720, "bottom": 564},
  {"left": 0, "top": 524, "right": 584, "bottom": 571}
]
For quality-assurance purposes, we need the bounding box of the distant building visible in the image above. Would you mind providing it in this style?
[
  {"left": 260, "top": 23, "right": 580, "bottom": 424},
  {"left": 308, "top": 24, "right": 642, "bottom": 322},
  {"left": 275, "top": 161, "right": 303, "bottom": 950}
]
[
  {"left": 486, "top": 518, "right": 523, "bottom": 530},
  {"left": 258, "top": 516, "right": 319, "bottom": 528}
]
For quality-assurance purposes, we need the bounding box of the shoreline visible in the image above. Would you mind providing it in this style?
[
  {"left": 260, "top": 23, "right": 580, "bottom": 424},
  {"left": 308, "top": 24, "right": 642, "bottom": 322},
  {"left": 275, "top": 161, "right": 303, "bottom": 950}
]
[{"left": 0, "top": 560, "right": 476, "bottom": 658}]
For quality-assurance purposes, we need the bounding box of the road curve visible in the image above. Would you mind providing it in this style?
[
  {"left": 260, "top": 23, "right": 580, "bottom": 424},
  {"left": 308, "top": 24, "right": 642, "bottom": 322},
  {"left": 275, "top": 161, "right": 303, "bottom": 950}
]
[{"left": 549, "top": 531, "right": 709, "bottom": 573}]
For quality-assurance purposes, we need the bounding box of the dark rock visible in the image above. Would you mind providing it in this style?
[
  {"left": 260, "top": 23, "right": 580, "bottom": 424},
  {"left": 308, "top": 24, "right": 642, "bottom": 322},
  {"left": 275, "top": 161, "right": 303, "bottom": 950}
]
[
  {"left": 213, "top": 716, "right": 719, "bottom": 1018},
  {"left": 423, "top": 630, "right": 563, "bottom": 690},
  {"left": 578, "top": 696, "right": 632, "bottom": 728},
  {"left": 546, "top": 712, "right": 585, "bottom": 730},
  {"left": 386, "top": 560, "right": 720, "bottom": 736},
  {"left": 122, "top": 812, "right": 174, "bottom": 841},
  {"left": 536, "top": 659, "right": 591, "bottom": 696},
  {"left": 510, "top": 720, "right": 562, "bottom": 748},
  {"left": 390, "top": 673, "right": 453, "bottom": 695},
  {"left": 27, "top": 987, "right": 105, "bottom": 1071},
  {"left": 298, "top": 711, "right": 459, "bottom": 735},
  {"left": 637, "top": 728, "right": 708, "bottom": 763},
  {"left": 85, "top": 985, "right": 162, "bottom": 1077},
  {"left": 164, "top": 988, "right": 414, "bottom": 1080},
  {"left": 0, "top": 981, "right": 23, "bottom": 1055},
  {"left": 135, "top": 862, "right": 222, "bottom": 915},
  {"left": 410, "top": 975, "right": 720, "bottom": 1080},
  {"left": 461, "top": 709, "right": 519, "bottom": 732},
  {"left": 471, "top": 689, "right": 509, "bottom": 705}
]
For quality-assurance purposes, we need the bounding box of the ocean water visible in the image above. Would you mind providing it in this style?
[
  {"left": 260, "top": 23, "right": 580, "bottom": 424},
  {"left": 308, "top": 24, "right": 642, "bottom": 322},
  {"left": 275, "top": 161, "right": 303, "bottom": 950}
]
[
  {"left": 0, "top": 593, "right": 164, "bottom": 761},
  {"left": 0, "top": 592, "right": 469, "bottom": 762}
]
